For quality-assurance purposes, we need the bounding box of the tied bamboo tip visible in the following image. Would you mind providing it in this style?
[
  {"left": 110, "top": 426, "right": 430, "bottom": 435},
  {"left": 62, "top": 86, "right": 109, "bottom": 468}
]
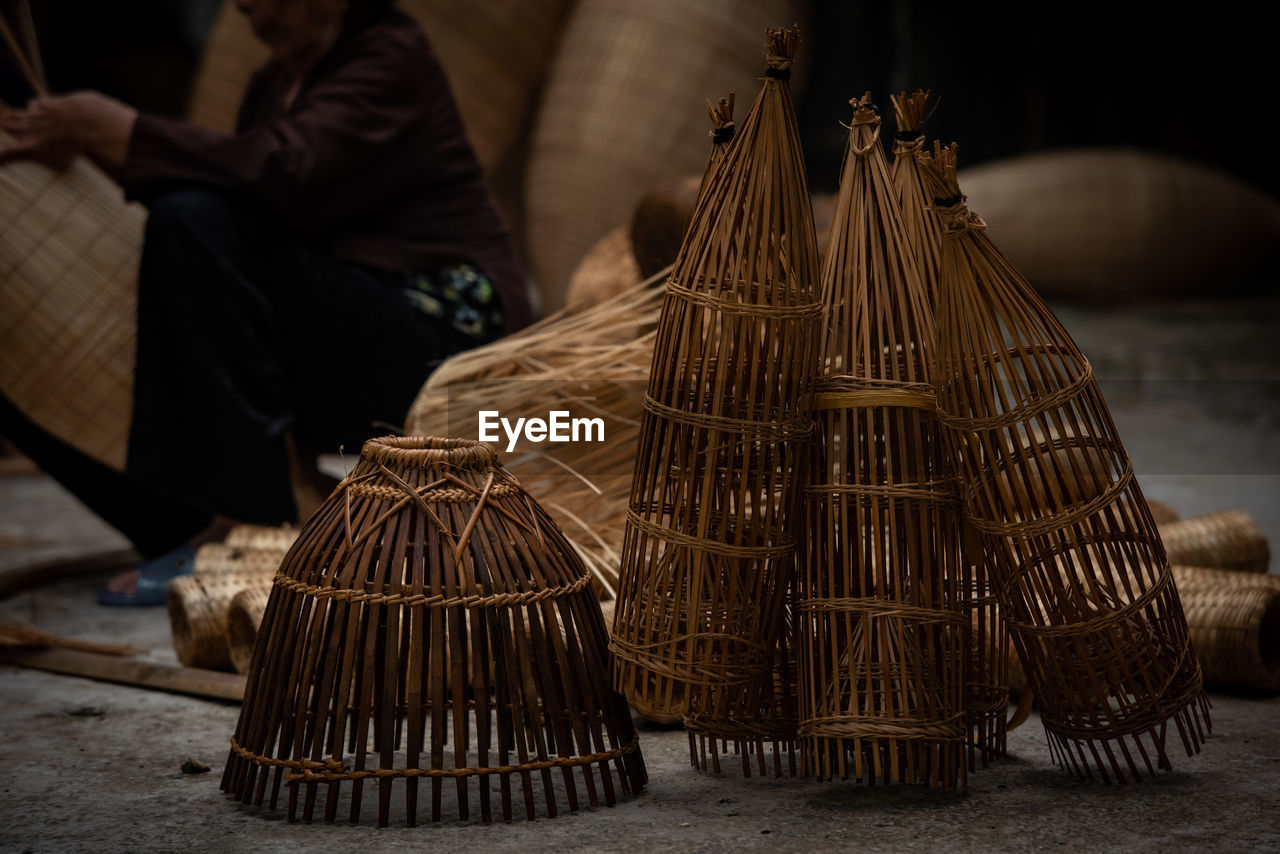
[
  {"left": 707, "top": 91, "right": 735, "bottom": 130},
  {"left": 849, "top": 91, "right": 878, "bottom": 125},
  {"left": 764, "top": 24, "right": 801, "bottom": 69},
  {"left": 890, "top": 89, "right": 932, "bottom": 136}
]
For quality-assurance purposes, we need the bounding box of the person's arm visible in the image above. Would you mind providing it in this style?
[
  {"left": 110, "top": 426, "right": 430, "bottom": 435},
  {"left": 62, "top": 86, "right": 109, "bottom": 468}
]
[
  {"left": 0, "top": 91, "right": 137, "bottom": 171},
  {"left": 120, "top": 26, "right": 442, "bottom": 234}
]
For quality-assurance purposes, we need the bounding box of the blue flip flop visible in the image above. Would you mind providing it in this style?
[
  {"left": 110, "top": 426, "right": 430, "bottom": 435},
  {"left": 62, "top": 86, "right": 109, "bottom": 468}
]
[{"left": 96, "top": 544, "right": 197, "bottom": 606}]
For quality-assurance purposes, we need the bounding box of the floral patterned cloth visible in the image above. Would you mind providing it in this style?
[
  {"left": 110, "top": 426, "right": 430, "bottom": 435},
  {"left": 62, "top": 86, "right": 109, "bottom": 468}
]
[{"left": 402, "top": 263, "right": 505, "bottom": 341}]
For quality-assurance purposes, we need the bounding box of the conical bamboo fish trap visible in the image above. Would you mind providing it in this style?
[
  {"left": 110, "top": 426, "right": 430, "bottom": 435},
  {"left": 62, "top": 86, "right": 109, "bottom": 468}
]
[
  {"left": 1159, "top": 510, "right": 1270, "bottom": 574},
  {"left": 891, "top": 89, "right": 1010, "bottom": 769},
  {"left": 611, "top": 27, "right": 821, "bottom": 727},
  {"left": 919, "top": 144, "right": 1209, "bottom": 782},
  {"left": 1009, "top": 567, "right": 1280, "bottom": 695},
  {"left": 222, "top": 437, "right": 645, "bottom": 825},
  {"left": 794, "top": 96, "right": 965, "bottom": 789},
  {"left": 404, "top": 94, "right": 739, "bottom": 625}
]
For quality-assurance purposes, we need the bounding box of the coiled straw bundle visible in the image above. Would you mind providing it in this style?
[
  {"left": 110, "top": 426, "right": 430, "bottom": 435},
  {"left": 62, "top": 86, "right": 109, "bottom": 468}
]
[
  {"left": 611, "top": 26, "right": 821, "bottom": 730},
  {"left": 919, "top": 143, "right": 1209, "bottom": 783},
  {"left": 222, "top": 436, "right": 645, "bottom": 826},
  {"left": 891, "top": 89, "right": 1010, "bottom": 769},
  {"left": 794, "top": 95, "right": 965, "bottom": 790}
]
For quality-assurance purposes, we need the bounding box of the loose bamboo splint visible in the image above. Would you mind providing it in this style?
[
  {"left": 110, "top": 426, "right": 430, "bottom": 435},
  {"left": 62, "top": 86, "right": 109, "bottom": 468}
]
[
  {"left": 794, "top": 96, "right": 965, "bottom": 790},
  {"left": 919, "top": 144, "right": 1209, "bottom": 782},
  {"left": 404, "top": 93, "right": 739, "bottom": 622},
  {"left": 610, "top": 27, "right": 821, "bottom": 727},
  {"left": 221, "top": 437, "right": 646, "bottom": 825},
  {"left": 891, "top": 89, "right": 1010, "bottom": 768}
]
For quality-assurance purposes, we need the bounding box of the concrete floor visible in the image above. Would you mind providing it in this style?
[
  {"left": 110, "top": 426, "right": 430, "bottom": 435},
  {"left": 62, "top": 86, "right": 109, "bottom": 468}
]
[{"left": 2, "top": 295, "right": 1278, "bottom": 852}]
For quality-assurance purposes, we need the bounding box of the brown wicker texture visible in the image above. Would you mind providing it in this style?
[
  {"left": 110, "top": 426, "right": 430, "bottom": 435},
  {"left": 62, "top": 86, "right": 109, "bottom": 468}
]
[
  {"left": 793, "top": 96, "right": 964, "bottom": 789},
  {"left": 0, "top": 133, "right": 143, "bottom": 470},
  {"left": 920, "top": 144, "right": 1209, "bottom": 783},
  {"left": 563, "top": 226, "right": 642, "bottom": 309},
  {"left": 891, "top": 90, "right": 1010, "bottom": 770},
  {"left": 610, "top": 27, "right": 821, "bottom": 729},
  {"left": 227, "top": 584, "right": 272, "bottom": 675},
  {"left": 188, "top": 0, "right": 569, "bottom": 175},
  {"left": 404, "top": 94, "right": 738, "bottom": 622},
  {"left": 957, "top": 149, "right": 1280, "bottom": 300},
  {"left": 1147, "top": 499, "right": 1179, "bottom": 526},
  {"left": 525, "top": 0, "right": 808, "bottom": 310},
  {"left": 193, "top": 542, "right": 290, "bottom": 579},
  {"left": 223, "top": 523, "right": 300, "bottom": 554},
  {"left": 1010, "top": 566, "right": 1280, "bottom": 695},
  {"left": 169, "top": 572, "right": 273, "bottom": 671},
  {"left": 185, "top": 0, "right": 269, "bottom": 133},
  {"left": 685, "top": 587, "right": 799, "bottom": 777},
  {"left": 1159, "top": 510, "right": 1270, "bottom": 574},
  {"left": 221, "top": 436, "right": 646, "bottom": 825}
]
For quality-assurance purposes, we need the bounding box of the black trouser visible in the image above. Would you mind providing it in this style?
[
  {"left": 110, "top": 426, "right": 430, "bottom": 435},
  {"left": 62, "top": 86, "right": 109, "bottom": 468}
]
[{"left": 2, "top": 188, "right": 497, "bottom": 558}]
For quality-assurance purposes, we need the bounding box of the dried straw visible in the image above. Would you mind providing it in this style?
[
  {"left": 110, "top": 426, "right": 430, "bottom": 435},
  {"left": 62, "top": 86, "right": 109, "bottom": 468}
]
[
  {"left": 610, "top": 27, "right": 821, "bottom": 729},
  {"left": 404, "top": 93, "right": 739, "bottom": 639},
  {"left": 919, "top": 143, "right": 1209, "bottom": 782},
  {"left": 221, "top": 436, "right": 646, "bottom": 825},
  {"left": 793, "top": 95, "right": 964, "bottom": 789},
  {"left": 1159, "top": 510, "right": 1270, "bottom": 574}
]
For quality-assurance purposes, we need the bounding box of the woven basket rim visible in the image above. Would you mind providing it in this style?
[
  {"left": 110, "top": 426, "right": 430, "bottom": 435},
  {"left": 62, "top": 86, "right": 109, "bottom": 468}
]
[{"left": 361, "top": 435, "right": 498, "bottom": 469}]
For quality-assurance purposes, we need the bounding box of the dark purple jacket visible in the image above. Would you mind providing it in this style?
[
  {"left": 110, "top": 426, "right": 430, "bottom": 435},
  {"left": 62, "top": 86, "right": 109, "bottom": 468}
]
[{"left": 119, "top": 9, "right": 531, "bottom": 334}]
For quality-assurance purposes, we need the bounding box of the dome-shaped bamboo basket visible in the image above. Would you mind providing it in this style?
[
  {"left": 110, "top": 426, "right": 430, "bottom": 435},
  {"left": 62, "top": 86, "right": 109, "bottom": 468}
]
[{"left": 221, "top": 436, "right": 646, "bottom": 825}]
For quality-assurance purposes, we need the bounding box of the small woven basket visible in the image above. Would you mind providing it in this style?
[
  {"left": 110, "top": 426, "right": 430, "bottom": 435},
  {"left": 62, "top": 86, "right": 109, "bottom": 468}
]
[
  {"left": 1159, "top": 510, "right": 1270, "bottom": 574},
  {"left": 221, "top": 436, "right": 645, "bottom": 825},
  {"left": 226, "top": 584, "right": 272, "bottom": 675},
  {"left": 920, "top": 144, "right": 1209, "bottom": 783},
  {"left": 611, "top": 27, "right": 821, "bottom": 727}
]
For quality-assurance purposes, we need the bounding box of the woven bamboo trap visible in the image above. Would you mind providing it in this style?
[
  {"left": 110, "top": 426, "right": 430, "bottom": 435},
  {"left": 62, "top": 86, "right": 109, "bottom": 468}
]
[
  {"left": 167, "top": 541, "right": 290, "bottom": 671},
  {"left": 222, "top": 437, "right": 645, "bottom": 825},
  {"left": 793, "top": 95, "right": 965, "bottom": 789},
  {"left": 919, "top": 144, "right": 1209, "bottom": 782},
  {"left": 404, "top": 94, "right": 739, "bottom": 636},
  {"left": 611, "top": 26, "right": 821, "bottom": 728},
  {"left": 1159, "top": 510, "right": 1270, "bottom": 574},
  {"left": 891, "top": 89, "right": 1010, "bottom": 769}
]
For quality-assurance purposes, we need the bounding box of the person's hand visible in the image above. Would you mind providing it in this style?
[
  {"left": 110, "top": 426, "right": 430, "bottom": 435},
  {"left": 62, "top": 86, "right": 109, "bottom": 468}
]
[{"left": 0, "top": 92, "right": 138, "bottom": 171}]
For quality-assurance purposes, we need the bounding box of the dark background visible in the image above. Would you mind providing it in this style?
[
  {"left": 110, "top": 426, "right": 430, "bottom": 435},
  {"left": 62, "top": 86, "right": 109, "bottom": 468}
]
[{"left": 11, "top": 0, "right": 1277, "bottom": 199}]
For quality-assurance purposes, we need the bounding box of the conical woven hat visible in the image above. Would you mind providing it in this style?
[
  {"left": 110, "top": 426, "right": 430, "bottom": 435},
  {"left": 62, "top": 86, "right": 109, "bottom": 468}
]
[{"left": 222, "top": 436, "right": 645, "bottom": 825}]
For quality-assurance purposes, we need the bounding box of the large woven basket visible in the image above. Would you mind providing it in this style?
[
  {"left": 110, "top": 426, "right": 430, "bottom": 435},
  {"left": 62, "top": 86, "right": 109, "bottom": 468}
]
[
  {"left": 957, "top": 149, "right": 1280, "bottom": 300},
  {"left": 0, "top": 132, "right": 142, "bottom": 470},
  {"left": 611, "top": 27, "right": 821, "bottom": 728},
  {"left": 222, "top": 436, "right": 645, "bottom": 825},
  {"left": 524, "top": 0, "right": 809, "bottom": 310},
  {"left": 920, "top": 144, "right": 1209, "bottom": 783},
  {"left": 1159, "top": 510, "right": 1270, "bottom": 574}
]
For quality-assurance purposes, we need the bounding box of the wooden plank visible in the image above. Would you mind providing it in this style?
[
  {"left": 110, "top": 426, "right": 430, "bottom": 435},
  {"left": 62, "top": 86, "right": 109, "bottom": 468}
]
[{"left": 0, "top": 646, "right": 245, "bottom": 703}]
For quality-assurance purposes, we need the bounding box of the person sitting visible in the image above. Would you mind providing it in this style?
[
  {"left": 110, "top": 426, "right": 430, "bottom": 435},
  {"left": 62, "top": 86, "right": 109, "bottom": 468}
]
[{"left": 0, "top": 0, "right": 531, "bottom": 603}]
